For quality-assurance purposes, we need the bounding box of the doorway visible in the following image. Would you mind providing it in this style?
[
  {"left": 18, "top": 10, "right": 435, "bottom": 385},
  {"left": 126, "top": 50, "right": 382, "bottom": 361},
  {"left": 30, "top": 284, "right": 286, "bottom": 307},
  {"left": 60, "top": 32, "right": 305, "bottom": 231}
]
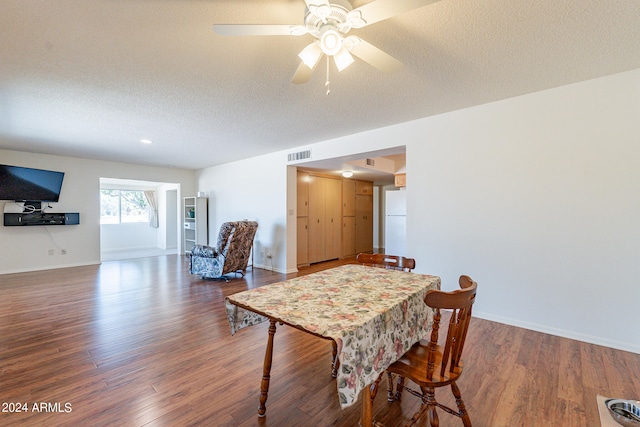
[{"left": 99, "top": 178, "right": 180, "bottom": 261}]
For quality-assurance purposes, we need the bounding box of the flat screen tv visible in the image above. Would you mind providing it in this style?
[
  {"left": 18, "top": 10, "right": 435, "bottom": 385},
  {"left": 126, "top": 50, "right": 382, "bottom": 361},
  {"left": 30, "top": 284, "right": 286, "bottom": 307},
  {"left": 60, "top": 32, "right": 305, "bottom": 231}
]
[{"left": 0, "top": 164, "right": 65, "bottom": 203}]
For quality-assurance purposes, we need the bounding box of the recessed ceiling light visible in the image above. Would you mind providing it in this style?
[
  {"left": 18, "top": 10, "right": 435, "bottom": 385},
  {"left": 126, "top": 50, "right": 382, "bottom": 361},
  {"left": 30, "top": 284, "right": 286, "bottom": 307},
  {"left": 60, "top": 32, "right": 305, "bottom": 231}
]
[{"left": 140, "top": 139, "right": 153, "bottom": 144}]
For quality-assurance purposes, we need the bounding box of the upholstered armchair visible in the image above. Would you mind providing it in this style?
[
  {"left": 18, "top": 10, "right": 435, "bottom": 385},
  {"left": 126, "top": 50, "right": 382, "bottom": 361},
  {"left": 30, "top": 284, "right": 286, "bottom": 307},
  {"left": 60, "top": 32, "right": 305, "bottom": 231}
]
[{"left": 189, "top": 221, "right": 258, "bottom": 282}]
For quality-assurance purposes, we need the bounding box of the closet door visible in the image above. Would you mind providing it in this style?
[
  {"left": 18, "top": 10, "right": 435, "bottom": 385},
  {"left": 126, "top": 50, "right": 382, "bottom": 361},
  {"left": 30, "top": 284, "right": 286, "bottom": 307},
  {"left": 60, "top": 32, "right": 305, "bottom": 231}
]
[
  {"left": 342, "top": 216, "right": 356, "bottom": 257},
  {"left": 297, "top": 171, "right": 309, "bottom": 217},
  {"left": 296, "top": 171, "right": 310, "bottom": 266},
  {"left": 308, "top": 175, "right": 326, "bottom": 263},
  {"left": 297, "top": 216, "right": 309, "bottom": 265},
  {"left": 355, "top": 194, "right": 374, "bottom": 254},
  {"left": 325, "top": 178, "right": 342, "bottom": 260},
  {"left": 342, "top": 178, "right": 356, "bottom": 257},
  {"left": 342, "top": 179, "right": 355, "bottom": 216}
]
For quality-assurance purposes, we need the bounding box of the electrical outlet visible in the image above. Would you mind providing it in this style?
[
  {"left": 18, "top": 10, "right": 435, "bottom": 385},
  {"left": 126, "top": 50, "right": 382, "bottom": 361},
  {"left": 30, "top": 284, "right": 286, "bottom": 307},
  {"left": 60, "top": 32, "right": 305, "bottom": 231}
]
[{"left": 60, "top": 249, "right": 67, "bottom": 255}]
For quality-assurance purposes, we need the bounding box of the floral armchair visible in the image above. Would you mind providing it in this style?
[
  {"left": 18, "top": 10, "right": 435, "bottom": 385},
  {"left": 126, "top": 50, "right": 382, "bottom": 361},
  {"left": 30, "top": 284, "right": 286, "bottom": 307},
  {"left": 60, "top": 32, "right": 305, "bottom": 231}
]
[{"left": 189, "top": 221, "right": 258, "bottom": 282}]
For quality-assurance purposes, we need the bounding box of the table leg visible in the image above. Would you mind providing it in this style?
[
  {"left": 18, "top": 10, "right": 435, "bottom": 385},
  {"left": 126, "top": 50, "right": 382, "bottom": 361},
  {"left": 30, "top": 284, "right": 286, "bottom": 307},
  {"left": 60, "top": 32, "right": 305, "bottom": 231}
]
[
  {"left": 361, "top": 375, "right": 384, "bottom": 427},
  {"left": 331, "top": 340, "right": 339, "bottom": 378},
  {"left": 258, "top": 319, "right": 277, "bottom": 417},
  {"left": 362, "top": 384, "right": 373, "bottom": 427}
]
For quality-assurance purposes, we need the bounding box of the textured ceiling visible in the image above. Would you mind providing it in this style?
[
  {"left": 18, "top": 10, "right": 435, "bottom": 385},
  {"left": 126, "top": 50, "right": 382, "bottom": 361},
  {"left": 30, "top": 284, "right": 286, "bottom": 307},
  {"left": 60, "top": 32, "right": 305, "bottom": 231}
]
[{"left": 1, "top": 0, "right": 639, "bottom": 170}]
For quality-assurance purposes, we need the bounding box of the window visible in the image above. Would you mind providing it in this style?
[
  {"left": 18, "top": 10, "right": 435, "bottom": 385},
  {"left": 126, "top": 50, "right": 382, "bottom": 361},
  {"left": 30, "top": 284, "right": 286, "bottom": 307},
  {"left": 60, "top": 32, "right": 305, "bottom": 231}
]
[{"left": 100, "top": 189, "right": 149, "bottom": 224}]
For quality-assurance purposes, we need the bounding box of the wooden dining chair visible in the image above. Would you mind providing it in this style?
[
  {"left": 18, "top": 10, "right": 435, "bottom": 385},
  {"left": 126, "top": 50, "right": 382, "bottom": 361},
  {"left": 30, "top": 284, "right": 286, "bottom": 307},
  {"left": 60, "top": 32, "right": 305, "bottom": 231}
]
[
  {"left": 382, "top": 275, "right": 478, "bottom": 427},
  {"left": 356, "top": 253, "right": 416, "bottom": 272}
]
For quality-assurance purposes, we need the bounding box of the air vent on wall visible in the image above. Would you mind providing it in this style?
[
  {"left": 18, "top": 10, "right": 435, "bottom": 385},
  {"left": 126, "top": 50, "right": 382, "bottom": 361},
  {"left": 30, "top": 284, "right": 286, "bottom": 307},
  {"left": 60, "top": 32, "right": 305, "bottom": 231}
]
[
  {"left": 366, "top": 158, "right": 375, "bottom": 167},
  {"left": 288, "top": 150, "right": 311, "bottom": 162}
]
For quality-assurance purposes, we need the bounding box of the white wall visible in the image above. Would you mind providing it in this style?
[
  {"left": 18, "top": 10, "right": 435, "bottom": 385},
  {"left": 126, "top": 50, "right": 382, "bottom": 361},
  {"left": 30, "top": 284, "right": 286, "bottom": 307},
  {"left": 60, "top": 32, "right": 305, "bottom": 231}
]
[
  {"left": 162, "top": 188, "right": 178, "bottom": 250},
  {"left": 0, "top": 150, "right": 196, "bottom": 274},
  {"left": 197, "top": 69, "right": 640, "bottom": 353},
  {"left": 406, "top": 69, "right": 640, "bottom": 354},
  {"left": 100, "top": 222, "right": 158, "bottom": 252},
  {"left": 196, "top": 151, "right": 287, "bottom": 271}
]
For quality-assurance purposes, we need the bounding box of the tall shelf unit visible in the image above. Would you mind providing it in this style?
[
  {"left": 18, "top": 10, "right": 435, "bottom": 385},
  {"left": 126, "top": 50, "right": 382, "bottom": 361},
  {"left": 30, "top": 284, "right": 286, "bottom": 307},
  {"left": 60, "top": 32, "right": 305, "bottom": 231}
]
[{"left": 183, "top": 196, "right": 208, "bottom": 254}]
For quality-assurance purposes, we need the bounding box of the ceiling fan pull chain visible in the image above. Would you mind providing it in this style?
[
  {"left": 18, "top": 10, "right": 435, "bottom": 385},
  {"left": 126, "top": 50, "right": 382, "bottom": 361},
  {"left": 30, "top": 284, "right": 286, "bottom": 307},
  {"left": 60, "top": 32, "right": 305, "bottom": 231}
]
[{"left": 325, "top": 56, "right": 331, "bottom": 95}]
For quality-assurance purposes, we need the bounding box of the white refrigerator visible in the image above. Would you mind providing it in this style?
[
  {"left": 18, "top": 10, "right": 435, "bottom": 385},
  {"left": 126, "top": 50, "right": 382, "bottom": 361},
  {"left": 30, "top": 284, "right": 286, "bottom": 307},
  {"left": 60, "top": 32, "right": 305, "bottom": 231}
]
[{"left": 385, "top": 190, "right": 407, "bottom": 256}]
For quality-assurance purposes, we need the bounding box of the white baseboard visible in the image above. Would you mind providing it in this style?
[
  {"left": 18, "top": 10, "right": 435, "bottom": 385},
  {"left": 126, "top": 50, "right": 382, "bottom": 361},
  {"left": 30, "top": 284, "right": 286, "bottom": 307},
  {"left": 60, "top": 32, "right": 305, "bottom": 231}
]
[
  {"left": 0, "top": 260, "right": 101, "bottom": 276},
  {"left": 473, "top": 310, "right": 640, "bottom": 355},
  {"left": 252, "top": 263, "right": 289, "bottom": 274}
]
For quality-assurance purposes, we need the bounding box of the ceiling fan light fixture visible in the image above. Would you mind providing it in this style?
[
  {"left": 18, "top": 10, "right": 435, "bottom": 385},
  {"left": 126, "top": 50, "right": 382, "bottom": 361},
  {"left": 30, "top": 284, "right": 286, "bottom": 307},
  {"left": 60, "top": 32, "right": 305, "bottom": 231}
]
[
  {"left": 333, "top": 47, "right": 354, "bottom": 71},
  {"left": 319, "top": 28, "right": 343, "bottom": 56},
  {"left": 214, "top": 0, "right": 409, "bottom": 87},
  {"left": 298, "top": 42, "right": 323, "bottom": 69}
]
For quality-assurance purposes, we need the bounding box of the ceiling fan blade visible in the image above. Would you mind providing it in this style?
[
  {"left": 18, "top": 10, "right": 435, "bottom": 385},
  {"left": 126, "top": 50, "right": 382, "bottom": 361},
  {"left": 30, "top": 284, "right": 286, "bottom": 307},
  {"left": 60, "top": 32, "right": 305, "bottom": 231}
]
[
  {"left": 304, "top": 0, "right": 330, "bottom": 8},
  {"left": 304, "top": 0, "right": 331, "bottom": 19},
  {"left": 348, "top": 38, "right": 403, "bottom": 74},
  {"left": 213, "top": 24, "right": 301, "bottom": 36},
  {"left": 349, "top": 0, "right": 442, "bottom": 28},
  {"left": 292, "top": 56, "right": 322, "bottom": 84}
]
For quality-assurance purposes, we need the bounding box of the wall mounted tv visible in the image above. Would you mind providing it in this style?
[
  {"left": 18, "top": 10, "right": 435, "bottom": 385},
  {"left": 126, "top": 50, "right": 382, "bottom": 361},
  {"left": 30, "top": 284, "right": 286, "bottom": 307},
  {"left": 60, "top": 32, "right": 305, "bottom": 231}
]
[{"left": 0, "top": 164, "right": 65, "bottom": 206}]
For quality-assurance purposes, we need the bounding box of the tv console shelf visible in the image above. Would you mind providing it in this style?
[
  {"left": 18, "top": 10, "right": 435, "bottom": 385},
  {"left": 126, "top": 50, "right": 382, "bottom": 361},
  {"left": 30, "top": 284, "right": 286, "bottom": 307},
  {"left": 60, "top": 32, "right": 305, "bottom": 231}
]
[{"left": 4, "top": 212, "right": 80, "bottom": 226}]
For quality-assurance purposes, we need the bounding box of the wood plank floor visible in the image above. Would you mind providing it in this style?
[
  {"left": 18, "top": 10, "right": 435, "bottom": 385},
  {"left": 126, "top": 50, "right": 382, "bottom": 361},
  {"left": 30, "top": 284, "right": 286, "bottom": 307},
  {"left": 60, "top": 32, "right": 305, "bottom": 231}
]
[{"left": 1, "top": 256, "right": 638, "bottom": 426}]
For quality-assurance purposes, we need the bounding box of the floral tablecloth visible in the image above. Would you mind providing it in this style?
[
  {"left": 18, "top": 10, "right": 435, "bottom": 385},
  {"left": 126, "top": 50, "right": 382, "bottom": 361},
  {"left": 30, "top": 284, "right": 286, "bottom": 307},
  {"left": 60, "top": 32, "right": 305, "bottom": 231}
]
[{"left": 224, "top": 264, "right": 441, "bottom": 409}]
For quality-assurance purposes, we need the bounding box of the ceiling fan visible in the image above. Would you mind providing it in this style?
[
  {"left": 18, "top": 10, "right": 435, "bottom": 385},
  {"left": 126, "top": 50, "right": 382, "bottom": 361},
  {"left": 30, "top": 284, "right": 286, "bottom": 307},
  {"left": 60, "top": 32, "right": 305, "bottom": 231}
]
[{"left": 213, "top": 0, "right": 440, "bottom": 85}]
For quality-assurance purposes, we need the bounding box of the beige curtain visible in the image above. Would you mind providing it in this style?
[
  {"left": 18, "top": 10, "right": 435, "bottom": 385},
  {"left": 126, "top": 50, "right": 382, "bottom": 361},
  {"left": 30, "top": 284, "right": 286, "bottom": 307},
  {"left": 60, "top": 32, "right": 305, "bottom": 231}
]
[{"left": 144, "top": 190, "right": 159, "bottom": 228}]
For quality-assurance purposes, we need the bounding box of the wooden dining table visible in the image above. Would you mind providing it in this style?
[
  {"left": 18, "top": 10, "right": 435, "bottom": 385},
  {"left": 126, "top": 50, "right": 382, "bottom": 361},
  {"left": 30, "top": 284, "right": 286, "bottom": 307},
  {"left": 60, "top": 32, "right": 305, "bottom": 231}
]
[{"left": 224, "top": 264, "right": 441, "bottom": 426}]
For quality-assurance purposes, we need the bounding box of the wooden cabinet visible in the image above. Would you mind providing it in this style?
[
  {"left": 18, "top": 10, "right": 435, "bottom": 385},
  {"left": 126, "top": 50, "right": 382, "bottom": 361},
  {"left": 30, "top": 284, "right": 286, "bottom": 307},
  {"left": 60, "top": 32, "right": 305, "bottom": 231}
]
[
  {"left": 183, "top": 196, "right": 208, "bottom": 254},
  {"left": 342, "top": 179, "right": 355, "bottom": 216},
  {"left": 298, "top": 172, "right": 342, "bottom": 265},
  {"left": 298, "top": 172, "right": 374, "bottom": 264},
  {"left": 342, "top": 216, "right": 356, "bottom": 257},
  {"left": 297, "top": 216, "right": 309, "bottom": 265},
  {"left": 297, "top": 171, "right": 309, "bottom": 265},
  {"left": 325, "top": 178, "right": 342, "bottom": 259},
  {"left": 356, "top": 180, "right": 373, "bottom": 195},
  {"left": 346, "top": 179, "right": 374, "bottom": 255},
  {"left": 355, "top": 194, "right": 374, "bottom": 254},
  {"left": 297, "top": 171, "right": 309, "bottom": 217},
  {"left": 342, "top": 179, "right": 356, "bottom": 257},
  {"left": 307, "top": 175, "right": 325, "bottom": 263},
  {"left": 394, "top": 173, "right": 406, "bottom": 187},
  {"left": 308, "top": 175, "right": 341, "bottom": 263}
]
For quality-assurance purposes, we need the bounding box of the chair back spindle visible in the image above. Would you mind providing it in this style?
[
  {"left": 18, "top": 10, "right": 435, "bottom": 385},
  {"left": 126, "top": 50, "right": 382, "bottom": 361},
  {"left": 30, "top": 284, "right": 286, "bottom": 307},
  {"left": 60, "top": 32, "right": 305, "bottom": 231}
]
[{"left": 424, "top": 276, "right": 476, "bottom": 382}]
